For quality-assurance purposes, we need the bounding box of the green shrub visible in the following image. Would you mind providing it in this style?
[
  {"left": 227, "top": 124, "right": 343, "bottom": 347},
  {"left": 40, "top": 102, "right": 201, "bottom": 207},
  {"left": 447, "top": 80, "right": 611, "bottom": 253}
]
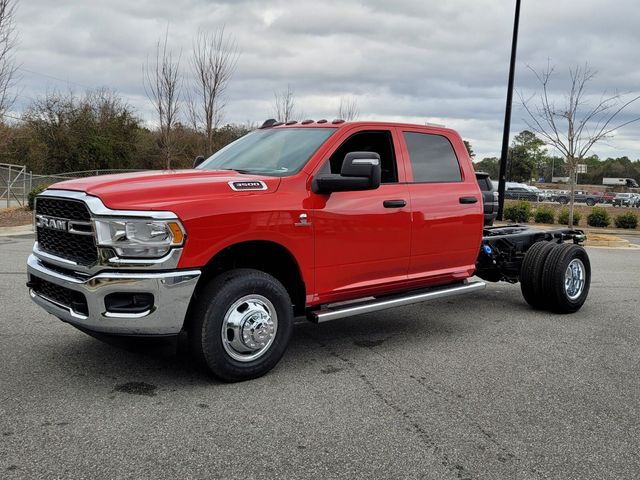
[
  {"left": 504, "top": 201, "right": 531, "bottom": 223},
  {"left": 614, "top": 211, "right": 638, "bottom": 229},
  {"left": 28, "top": 184, "right": 49, "bottom": 210},
  {"left": 534, "top": 206, "right": 555, "bottom": 224},
  {"left": 587, "top": 207, "right": 611, "bottom": 227},
  {"left": 558, "top": 208, "right": 582, "bottom": 226}
]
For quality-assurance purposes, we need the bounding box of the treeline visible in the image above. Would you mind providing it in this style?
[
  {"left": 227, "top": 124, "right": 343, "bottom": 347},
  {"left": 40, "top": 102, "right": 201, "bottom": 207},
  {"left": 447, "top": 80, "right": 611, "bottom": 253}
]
[
  {"left": 0, "top": 89, "right": 254, "bottom": 174},
  {"left": 473, "top": 130, "right": 640, "bottom": 185}
]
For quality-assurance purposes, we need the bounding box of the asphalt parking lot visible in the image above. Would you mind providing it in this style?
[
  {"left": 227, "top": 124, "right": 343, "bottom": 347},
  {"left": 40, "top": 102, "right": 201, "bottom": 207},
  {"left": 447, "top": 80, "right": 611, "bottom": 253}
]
[{"left": 1, "top": 235, "right": 639, "bottom": 480}]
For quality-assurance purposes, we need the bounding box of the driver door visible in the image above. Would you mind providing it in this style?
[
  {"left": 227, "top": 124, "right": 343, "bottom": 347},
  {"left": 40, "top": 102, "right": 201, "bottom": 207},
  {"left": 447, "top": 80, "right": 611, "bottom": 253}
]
[{"left": 309, "top": 127, "right": 411, "bottom": 304}]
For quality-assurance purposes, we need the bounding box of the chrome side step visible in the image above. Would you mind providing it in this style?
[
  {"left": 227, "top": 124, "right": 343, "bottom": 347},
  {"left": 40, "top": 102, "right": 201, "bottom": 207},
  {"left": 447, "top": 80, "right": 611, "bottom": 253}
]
[{"left": 308, "top": 281, "right": 486, "bottom": 323}]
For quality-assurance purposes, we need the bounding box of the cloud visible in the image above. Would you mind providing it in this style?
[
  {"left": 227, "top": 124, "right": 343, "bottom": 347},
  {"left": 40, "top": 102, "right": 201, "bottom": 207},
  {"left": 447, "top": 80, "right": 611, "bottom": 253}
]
[{"left": 12, "top": 0, "right": 640, "bottom": 160}]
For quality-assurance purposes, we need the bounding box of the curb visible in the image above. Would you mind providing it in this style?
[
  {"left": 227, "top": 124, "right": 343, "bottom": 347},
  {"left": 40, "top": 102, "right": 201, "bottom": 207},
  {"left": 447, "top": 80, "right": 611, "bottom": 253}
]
[
  {"left": 494, "top": 222, "right": 639, "bottom": 249},
  {"left": 584, "top": 239, "right": 635, "bottom": 248},
  {"left": 494, "top": 222, "right": 640, "bottom": 236},
  {"left": 0, "top": 224, "right": 34, "bottom": 237}
]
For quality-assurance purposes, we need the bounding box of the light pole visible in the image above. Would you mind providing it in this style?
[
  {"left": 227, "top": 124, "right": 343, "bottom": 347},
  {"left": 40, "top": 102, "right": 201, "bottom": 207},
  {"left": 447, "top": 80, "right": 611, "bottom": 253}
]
[{"left": 496, "top": 0, "right": 522, "bottom": 220}]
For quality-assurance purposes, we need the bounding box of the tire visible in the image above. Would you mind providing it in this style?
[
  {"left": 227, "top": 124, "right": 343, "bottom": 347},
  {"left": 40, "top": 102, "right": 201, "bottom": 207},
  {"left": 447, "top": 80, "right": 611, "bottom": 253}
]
[
  {"left": 188, "top": 269, "right": 294, "bottom": 382},
  {"left": 520, "top": 241, "right": 556, "bottom": 309},
  {"left": 559, "top": 197, "right": 569, "bottom": 205},
  {"left": 586, "top": 199, "right": 595, "bottom": 206},
  {"left": 541, "top": 244, "right": 591, "bottom": 313}
]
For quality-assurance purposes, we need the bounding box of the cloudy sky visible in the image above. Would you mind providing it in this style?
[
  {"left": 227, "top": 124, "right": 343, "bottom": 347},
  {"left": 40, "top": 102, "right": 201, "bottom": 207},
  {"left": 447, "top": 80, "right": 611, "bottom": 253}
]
[{"left": 12, "top": 0, "right": 640, "bottom": 160}]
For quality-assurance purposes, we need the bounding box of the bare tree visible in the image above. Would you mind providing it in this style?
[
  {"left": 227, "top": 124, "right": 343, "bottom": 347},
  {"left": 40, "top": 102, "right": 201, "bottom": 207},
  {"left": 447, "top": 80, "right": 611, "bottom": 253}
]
[
  {"left": 143, "top": 28, "right": 182, "bottom": 169},
  {"left": 0, "top": 0, "right": 18, "bottom": 120},
  {"left": 337, "top": 96, "right": 359, "bottom": 121},
  {"left": 273, "top": 85, "right": 296, "bottom": 123},
  {"left": 520, "top": 62, "right": 640, "bottom": 226},
  {"left": 188, "top": 27, "right": 239, "bottom": 155}
]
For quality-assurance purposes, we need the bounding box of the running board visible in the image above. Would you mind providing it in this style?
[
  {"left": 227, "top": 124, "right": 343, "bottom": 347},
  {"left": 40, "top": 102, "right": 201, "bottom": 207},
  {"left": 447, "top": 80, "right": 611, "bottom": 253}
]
[{"left": 308, "top": 281, "right": 486, "bottom": 323}]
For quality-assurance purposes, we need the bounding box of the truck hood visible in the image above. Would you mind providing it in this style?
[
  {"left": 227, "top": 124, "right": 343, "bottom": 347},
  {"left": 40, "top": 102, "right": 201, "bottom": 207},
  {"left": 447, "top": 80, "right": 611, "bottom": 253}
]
[{"left": 49, "top": 169, "right": 282, "bottom": 211}]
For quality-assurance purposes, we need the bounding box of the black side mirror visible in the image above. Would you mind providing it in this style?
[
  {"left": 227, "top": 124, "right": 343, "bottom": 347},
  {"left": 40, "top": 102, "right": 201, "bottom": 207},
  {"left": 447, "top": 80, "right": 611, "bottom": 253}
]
[
  {"left": 313, "top": 151, "right": 382, "bottom": 193},
  {"left": 340, "top": 152, "right": 382, "bottom": 184},
  {"left": 193, "top": 155, "right": 205, "bottom": 168}
]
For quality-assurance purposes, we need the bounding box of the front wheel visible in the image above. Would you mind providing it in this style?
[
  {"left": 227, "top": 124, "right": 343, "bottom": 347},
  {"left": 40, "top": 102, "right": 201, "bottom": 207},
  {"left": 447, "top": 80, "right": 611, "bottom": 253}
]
[{"left": 188, "top": 269, "right": 294, "bottom": 382}]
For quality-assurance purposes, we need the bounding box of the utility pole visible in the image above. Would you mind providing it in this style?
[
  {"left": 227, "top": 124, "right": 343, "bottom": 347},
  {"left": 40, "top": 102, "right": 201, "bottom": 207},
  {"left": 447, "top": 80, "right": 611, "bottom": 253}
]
[{"left": 497, "top": 0, "right": 521, "bottom": 220}]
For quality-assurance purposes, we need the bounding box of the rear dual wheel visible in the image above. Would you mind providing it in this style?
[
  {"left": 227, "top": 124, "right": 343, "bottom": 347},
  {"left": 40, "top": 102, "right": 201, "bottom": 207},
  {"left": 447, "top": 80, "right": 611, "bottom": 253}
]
[
  {"left": 520, "top": 241, "right": 556, "bottom": 309},
  {"left": 521, "top": 242, "right": 590, "bottom": 313}
]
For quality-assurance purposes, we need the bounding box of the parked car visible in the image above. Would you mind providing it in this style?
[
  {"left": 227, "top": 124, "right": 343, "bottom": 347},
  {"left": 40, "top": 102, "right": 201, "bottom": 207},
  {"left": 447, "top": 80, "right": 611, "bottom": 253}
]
[
  {"left": 475, "top": 171, "right": 498, "bottom": 226},
  {"left": 613, "top": 193, "right": 634, "bottom": 207},
  {"left": 600, "top": 192, "right": 616, "bottom": 204},
  {"left": 555, "top": 190, "right": 603, "bottom": 206},
  {"left": 538, "top": 189, "right": 561, "bottom": 202},
  {"left": 537, "top": 189, "right": 555, "bottom": 201},
  {"left": 505, "top": 185, "right": 539, "bottom": 201}
]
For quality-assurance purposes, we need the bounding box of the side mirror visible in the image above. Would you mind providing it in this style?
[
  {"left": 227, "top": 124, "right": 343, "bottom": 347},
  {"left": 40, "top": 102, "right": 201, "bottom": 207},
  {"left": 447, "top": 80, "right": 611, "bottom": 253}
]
[
  {"left": 193, "top": 155, "right": 205, "bottom": 168},
  {"left": 313, "top": 152, "right": 382, "bottom": 193}
]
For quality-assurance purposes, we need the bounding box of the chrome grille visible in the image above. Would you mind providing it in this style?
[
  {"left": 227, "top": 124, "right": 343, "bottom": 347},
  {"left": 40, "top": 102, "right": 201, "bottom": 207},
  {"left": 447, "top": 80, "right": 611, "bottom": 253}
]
[{"left": 35, "top": 197, "right": 98, "bottom": 265}]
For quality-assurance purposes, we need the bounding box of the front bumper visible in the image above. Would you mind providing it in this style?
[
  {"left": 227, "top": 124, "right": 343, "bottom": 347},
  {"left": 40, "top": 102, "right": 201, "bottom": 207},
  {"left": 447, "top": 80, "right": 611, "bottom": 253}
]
[{"left": 27, "top": 254, "right": 201, "bottom": 336}]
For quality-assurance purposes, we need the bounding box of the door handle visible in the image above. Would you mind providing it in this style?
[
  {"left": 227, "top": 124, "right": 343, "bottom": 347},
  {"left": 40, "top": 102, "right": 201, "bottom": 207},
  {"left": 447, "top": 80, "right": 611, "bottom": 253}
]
[
  {"left": 459, "top": 196, "right": 478, "bottom": 204},
  {"left": 383, "top": 199, "right": 406, "bottom": 208}
]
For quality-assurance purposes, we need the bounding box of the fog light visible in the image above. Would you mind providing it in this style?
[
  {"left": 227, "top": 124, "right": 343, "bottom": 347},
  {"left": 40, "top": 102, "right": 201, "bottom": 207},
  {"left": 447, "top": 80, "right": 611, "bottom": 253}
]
[{"left": 104, "top": 293, "right": 154, "bottom": 314}]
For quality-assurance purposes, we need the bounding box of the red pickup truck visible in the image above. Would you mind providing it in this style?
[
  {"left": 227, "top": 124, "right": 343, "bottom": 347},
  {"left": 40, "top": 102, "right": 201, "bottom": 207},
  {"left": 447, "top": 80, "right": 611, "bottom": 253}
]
[{"left": 27, "top": 120, "right": 591, "bottom": 381}]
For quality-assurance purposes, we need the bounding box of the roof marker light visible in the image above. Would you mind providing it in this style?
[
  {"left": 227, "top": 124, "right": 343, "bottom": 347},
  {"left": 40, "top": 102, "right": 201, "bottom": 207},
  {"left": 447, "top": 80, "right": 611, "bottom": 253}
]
[{"left": 260, "top": 119, "right": 278, "bottom": 128}]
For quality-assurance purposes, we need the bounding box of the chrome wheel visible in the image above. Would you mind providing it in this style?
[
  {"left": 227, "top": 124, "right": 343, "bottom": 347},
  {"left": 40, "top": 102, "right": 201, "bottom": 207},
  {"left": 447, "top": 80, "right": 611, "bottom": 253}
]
[
  {"left": 564, "top": 259, "right": 585, "bottom": 300},
  {"left": 221, "top": 295, "right": 278, "bottom": 362}
]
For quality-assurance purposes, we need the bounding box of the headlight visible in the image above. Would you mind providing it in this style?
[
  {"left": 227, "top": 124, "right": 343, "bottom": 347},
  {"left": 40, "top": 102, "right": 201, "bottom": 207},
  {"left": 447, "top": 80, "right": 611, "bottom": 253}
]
[{"left": 94, "top": 218, "right": 185, "bottom": 258}]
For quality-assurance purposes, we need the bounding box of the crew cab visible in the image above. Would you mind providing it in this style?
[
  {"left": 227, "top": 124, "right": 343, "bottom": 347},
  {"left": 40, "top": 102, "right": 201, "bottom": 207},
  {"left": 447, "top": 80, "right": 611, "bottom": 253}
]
[{"left": 27, "top": 120, "right": 591, "bottom": 381}]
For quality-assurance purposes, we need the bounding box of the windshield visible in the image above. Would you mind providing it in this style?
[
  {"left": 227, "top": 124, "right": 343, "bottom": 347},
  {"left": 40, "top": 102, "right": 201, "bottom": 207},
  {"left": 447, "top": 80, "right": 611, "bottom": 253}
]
[{"left": 198, "top": 128, "right": 337, "bottom": 176}]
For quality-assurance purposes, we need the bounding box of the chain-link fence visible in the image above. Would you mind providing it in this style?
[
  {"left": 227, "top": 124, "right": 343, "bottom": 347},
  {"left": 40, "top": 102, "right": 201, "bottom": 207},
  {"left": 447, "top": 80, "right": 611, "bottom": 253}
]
[
  {"left": 0, "top": 165, "right": 145, "bottom": 208},
  {"left": 0, "top": 163, "right": 31, "bottom": 208}
]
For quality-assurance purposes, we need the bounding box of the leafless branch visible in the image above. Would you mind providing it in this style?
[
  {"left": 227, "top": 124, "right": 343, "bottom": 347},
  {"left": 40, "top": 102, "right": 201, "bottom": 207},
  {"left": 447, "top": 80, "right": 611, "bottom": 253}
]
[
  {"left": 520, "top": 62, "right": 640, "bottom": 226},
  {"left": 190, "top": 27, "right": 239, "bottom": 155},
  {"left": 0, "top": 0, "right": 19, "bottom": 120},
  {"left": 337, "top": 96, "right": 359, "bottom": 121},
  {"left": 143, "top": 26, "right": 182, "bottom": 169},
  {"left": 273, "top": 85, "right": 296, "bottom": 123}
]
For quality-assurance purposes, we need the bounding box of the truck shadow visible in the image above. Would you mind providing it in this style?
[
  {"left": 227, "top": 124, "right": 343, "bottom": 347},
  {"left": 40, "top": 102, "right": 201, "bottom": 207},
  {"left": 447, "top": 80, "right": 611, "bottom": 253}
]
[{"left": 43, "top": 290, "right": 517, "bottom": 386}]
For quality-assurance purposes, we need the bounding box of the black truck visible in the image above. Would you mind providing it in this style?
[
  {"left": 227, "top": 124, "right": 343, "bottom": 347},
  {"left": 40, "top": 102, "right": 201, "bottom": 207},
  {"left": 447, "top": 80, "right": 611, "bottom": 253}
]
[{"left": 475, "top": 172, "right": 498, "bottom": 226}]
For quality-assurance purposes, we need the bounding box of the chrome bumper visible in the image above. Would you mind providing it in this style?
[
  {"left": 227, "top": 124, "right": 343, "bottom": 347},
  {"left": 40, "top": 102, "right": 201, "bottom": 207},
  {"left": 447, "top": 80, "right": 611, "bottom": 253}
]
[{"left": 27, "top": 254, "right": 201, "bottom": 335}]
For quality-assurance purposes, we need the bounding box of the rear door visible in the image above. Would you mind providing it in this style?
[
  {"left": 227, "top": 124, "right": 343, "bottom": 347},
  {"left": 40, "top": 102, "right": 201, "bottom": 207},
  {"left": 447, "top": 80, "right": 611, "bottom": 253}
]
[
  {"left": 399, "top": 128, "right": 482, "bottom": 282},
  {"left": 310, "top": 127, "right": 411, "bottom": 303}
]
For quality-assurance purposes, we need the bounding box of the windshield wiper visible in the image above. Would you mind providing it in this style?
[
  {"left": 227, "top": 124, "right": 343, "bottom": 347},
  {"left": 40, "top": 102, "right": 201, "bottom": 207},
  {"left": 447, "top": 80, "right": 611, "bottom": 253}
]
[
  {"left": 216, "top": 167, "right": 288, "bottom": 175},
  {"left": 217, "top": 168, "right": 253, "bottom": 174}
]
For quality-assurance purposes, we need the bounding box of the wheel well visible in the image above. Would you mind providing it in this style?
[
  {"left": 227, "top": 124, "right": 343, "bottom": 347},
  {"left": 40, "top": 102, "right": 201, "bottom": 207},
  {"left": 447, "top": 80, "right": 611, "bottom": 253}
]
[{"left": 190, "top": 241, "right": 306, "bottom": 319}]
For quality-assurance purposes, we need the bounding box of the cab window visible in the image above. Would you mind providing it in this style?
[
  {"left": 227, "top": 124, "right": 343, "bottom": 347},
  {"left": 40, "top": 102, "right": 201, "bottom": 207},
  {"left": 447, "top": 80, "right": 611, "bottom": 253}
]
[
  {"left": 320, "top": 130, "right": 398, "bottom": 183},
  {"left": 403, "top": 132, "right": 462, "bottom": 183}
]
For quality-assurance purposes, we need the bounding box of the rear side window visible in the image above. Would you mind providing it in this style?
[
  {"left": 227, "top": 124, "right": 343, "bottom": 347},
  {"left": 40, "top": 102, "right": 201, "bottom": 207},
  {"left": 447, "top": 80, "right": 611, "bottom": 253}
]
[
  {"left": 403, "top": 132, "right": 462, "bottom": 183},
  {"left": 476, "top": 176, "right": 491, "bottom": 191}
]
